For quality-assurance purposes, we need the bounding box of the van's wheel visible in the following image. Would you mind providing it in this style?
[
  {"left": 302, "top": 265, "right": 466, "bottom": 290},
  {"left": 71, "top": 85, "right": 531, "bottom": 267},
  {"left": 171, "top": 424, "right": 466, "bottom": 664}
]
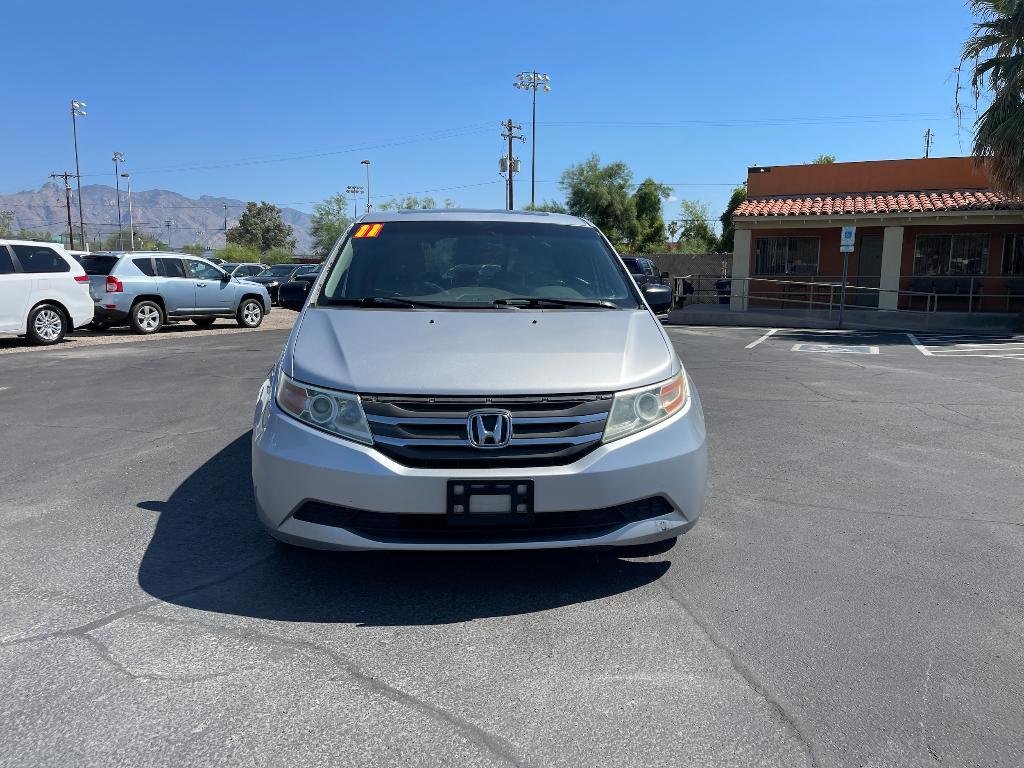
[
  {"left": 237, "top": 298, "right": 264, "bottom": 328},
  {"left": 26, "top": 304, "right": 67, "bottom": 345},
  {"left": 193, "top": 318, "right": 216, "bottom": 329},
  {"left": 130, "top": 300, "right": 164, "bottom": 335}
]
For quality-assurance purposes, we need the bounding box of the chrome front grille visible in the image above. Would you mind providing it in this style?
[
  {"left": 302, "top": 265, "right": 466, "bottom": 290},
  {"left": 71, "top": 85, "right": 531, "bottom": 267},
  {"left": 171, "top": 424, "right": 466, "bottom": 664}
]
[{"left": 361, "top": 394, "right": 612, "bottom": 468}]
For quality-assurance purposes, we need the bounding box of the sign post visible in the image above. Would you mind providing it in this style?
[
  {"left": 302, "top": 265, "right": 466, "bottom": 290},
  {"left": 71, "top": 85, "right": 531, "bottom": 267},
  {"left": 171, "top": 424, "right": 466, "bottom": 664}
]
[{"left": 838, "top": 225, "right": 856, "bottom": 328}]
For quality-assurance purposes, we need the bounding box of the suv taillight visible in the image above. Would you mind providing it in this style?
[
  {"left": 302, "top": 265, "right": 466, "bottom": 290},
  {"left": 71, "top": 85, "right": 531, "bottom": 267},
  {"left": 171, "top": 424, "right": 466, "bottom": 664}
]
[
  {"left": 105, "top": 276, "right": 123, "bottom": 293},
  {"left": 74, "top": 275, "right": 89, "bottom": 283}
]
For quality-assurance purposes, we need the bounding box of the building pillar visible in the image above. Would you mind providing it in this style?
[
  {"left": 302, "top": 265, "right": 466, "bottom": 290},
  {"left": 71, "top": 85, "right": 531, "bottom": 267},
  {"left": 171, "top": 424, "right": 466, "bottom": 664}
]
[
  {"left": 730, "top": 228, "right": 752, "bottom": 311},
  {"left": 879, "top": 226, "right": 904, "bottom": 311}
]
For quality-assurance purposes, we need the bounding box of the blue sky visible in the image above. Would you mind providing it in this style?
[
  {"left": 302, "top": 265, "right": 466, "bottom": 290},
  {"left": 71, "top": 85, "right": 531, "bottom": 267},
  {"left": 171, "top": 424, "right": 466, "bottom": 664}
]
[{"left": 2, "top": 0, "right": 980, "bottom": 228}]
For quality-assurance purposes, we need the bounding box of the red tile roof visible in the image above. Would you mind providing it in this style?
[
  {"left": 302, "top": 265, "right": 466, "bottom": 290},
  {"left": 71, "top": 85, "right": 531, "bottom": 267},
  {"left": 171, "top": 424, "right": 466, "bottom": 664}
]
[{"left": 734, "top": 188, "right": 1021, "bottom": 218}]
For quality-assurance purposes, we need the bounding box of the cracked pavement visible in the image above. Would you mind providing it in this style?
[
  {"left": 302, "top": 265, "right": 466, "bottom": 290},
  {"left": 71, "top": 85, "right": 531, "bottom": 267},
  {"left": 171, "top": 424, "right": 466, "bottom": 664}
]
[{"left": 0, "top": 325, "right": 1021, "bottom": 766}]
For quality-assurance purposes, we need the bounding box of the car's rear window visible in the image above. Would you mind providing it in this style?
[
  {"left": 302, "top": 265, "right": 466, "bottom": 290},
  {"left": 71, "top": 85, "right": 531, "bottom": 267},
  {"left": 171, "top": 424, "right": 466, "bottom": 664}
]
[
  {"left": 622, "top": 257, "right": 643, "bottom": 274},
  {"left": 80, "top": 255, "right": 120, "bottom": 275},
  {"left": 320, "top": 221, "right": 641, "bottom": 309}
]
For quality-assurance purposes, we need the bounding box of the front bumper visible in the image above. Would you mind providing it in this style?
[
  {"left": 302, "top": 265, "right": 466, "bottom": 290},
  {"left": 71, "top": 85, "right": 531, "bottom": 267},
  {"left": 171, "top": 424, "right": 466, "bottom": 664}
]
[{"left": 252, "top": 380, "right": 707, "bottom": 551}]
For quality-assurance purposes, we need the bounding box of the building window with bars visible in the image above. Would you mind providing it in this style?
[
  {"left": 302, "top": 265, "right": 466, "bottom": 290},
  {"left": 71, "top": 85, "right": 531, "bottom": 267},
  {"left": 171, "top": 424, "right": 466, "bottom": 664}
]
[
  {"left": 1002, "top": 234, "right": 1024, "bottom": 275},
  {"left": 754, "top": 237, "right": 820, "bottom": 275},
  {"left": 912, "top": 234, "right": 989, "bottom": 276}
]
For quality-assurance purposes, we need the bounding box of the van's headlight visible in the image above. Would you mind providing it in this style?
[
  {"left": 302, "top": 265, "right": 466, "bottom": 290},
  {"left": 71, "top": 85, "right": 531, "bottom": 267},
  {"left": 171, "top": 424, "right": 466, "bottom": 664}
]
[
  {"left": 603, "top": 372, "right": 687, "bottom": 443},
  {"left": 275, "top": 371, "right": 373, "bottom": 445}
]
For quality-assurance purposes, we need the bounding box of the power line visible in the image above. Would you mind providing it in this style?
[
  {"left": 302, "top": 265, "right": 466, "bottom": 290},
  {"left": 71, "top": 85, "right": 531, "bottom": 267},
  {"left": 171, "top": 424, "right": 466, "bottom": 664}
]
[
  {"left": 74, "top": 123, "right": 495, "bottom": 178},
  {"left": 59, "top": 111, "right": 955, "bottom": 181}
]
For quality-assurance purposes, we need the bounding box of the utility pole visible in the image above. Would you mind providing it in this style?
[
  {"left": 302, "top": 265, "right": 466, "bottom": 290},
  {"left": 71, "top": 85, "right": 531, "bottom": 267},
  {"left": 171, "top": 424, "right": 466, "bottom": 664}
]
[
  {"left": 500, "top": 119, "right": 524, "bottom": 210},
  {"left": 70, "top": 100, "right": 87, "bottom": 247},
  {"left": 121, "top": 173, "right": 135, "bottom": 250},
  {"left": 112, "top": 152, "right": 125, "bottom": 250},
  {"left": 924, "top": 128, "right": 934, "bottom": 158},
  {"left": 513, "top": 71, "right": 551, "bottom": 207},
  {"left": 223, "top": 203, "right": 228, "bottom": 236},
  {"left": 165, "top": 219, "right": 175, "bottom": 248},
  {"left": 50, "top": 172, "right": 76, "bottom": 249}
]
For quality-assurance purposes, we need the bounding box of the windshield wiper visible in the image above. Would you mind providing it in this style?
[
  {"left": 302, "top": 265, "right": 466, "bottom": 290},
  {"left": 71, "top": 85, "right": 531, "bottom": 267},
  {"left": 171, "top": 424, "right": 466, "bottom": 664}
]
[
  {"left": 494, "top": 297, "right": 620, "bottom": 309},
  {"left": 321, "top": 296, "right": 500, "bottom": 309}
]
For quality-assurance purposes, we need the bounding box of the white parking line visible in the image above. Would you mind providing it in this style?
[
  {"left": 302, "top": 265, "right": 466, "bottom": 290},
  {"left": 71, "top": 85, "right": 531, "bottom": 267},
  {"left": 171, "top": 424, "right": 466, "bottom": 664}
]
[
  {"left": 905, "top": 333, "right": 934, "bottom": 356},
  {"left": 906, "top": 332, "right": 1024, "bottom": 360},
  {"left": 744, "top": 329, "right": 778, "bottom": 349}
]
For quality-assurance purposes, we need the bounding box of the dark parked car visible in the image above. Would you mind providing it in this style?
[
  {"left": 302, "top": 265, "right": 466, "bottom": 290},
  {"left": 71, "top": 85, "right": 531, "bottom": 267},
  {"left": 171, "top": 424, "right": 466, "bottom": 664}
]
[
  {"left": 291, "top": 263, "right": 323, "bottom": 289},
  {"left": 244, "top": 263, "right": 306, "bottom": 304},
  {"left": 622, "top": 256, "right": 673, "bottom": 311},
  {"left": 221, "top": 262, "right": 267, "bottom": 279}
]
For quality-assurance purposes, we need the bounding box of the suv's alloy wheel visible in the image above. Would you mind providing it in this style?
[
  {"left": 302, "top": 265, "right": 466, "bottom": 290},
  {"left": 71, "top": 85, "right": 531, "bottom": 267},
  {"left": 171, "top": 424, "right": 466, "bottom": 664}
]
[
  {"left": 237, "top": 299, "right": 263, "bottom": 328},
  {"left": 131, "top": 301, "right": 164, "bottom": 335}
]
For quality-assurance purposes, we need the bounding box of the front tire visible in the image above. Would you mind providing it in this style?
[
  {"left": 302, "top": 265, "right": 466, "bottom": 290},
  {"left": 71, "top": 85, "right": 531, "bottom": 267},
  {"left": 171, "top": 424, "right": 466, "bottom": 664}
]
[
  {"left": 237, "top": 298, "right": 264, "bottom": 328},
  {"left": 130, "top": 300, "right": 164, "bottom": 335},
  {"left": 26, "top": 304, "right": 67, "bottom": 345}
]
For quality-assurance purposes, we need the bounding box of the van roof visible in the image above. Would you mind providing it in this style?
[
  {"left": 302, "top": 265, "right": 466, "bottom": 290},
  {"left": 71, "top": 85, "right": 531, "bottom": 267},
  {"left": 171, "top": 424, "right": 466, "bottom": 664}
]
[{"left": 356, "top": 208, "right": 588, "bottom": 226}]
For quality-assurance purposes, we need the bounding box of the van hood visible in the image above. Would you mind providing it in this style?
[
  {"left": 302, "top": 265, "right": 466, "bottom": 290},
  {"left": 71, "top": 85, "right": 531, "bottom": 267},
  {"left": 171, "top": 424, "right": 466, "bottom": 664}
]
[{"left": 286, "top": 308, "right": 675, "bottom": 395}]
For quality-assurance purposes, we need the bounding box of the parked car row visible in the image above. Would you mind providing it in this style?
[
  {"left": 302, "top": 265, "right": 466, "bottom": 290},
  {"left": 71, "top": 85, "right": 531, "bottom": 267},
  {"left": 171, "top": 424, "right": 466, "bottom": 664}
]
[
  {"left": 0, "top": 240, "right": 319, "bottom": 345},
  {"left": 243, "top": 262, "right": 321, "bottom": 304}
]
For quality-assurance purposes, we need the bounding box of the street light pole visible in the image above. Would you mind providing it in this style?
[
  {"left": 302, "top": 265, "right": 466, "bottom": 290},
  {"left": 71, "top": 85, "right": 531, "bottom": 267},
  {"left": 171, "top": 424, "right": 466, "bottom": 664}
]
[
  {"left": 71, "top": 100, "right": 87, "bottom": 247},
  {"left": 112, "top": 152, "right": 125, "bottom": 250},
  {"left": 514, "top": 72, "right": 551, "bottom": 208},
  {"left": 120, "top": 173, "right": 134, "bottom": 251},
  {"left": 360, "top": 160, "right": 371, "bottom": 212}
]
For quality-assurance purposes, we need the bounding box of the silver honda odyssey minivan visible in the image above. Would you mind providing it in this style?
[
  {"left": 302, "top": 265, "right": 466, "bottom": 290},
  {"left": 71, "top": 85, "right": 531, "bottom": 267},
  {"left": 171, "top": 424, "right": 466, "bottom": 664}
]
[{"left": 252, "top": 210, "right": 707, "bottom": 551}]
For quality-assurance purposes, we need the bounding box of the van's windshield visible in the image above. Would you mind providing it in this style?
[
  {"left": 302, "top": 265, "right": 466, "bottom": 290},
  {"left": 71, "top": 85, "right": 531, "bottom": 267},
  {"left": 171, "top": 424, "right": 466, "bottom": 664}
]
[{"left": 319, "top": 221, "right": 641, "bottom": 309}]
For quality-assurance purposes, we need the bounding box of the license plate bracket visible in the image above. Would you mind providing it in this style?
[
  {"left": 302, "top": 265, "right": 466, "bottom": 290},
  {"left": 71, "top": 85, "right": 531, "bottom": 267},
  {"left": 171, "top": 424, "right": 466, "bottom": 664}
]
[{"left": 446, "top": 479, "right": 534, "bottom": 527}]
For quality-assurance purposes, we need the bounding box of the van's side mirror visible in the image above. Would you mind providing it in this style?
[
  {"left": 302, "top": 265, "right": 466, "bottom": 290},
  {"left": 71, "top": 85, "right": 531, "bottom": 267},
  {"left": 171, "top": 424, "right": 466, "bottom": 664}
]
[
  {"left": 279, "top": 280, "right": 310, "bottom": 311},
  {"left": 642, "top": 284, "right": 673, "bottom": 313},
  {"left": 220, "top": 271, "right": 231, "bottom": 282}
]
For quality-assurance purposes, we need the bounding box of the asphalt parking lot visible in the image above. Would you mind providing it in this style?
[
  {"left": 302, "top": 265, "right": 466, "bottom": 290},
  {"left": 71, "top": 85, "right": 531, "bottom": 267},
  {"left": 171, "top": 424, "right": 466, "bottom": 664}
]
[{"left": 1, "top": 322, "right": 1022, "bottom": 767}]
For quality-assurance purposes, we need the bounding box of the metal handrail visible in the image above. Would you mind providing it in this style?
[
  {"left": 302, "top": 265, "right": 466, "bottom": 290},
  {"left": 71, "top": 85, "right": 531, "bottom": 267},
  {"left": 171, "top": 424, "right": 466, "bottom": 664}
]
[{"left": 669, "top": 274, "right": 1024, "bottom": 318}]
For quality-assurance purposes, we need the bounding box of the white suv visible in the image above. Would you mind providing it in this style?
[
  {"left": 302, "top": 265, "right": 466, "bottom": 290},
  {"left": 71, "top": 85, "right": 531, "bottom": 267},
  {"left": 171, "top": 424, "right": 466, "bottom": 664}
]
[{"left": 0, "top": 240, "right": 94, "bottom": 345}]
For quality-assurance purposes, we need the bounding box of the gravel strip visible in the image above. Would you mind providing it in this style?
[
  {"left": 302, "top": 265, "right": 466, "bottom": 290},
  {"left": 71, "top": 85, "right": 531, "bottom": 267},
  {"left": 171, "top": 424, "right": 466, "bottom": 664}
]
[{"left": 0, "top": 311, "right": 298, "bottom": 356}]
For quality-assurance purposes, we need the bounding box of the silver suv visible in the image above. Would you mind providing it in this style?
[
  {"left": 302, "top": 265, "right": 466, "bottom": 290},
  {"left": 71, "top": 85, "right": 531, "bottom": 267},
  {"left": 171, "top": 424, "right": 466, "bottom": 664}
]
[{"left": 81, "top": 252, "right": 272, "bottom": 334}]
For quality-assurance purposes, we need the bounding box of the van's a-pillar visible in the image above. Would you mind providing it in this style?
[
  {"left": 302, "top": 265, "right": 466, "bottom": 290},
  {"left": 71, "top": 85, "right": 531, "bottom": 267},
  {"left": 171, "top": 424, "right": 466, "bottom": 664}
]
[
  {"left": 730, "top": 228, "right": 752, "bottom": 311},
  {"left": 878, "top": 226, "right": 904, "bottom": 311}
]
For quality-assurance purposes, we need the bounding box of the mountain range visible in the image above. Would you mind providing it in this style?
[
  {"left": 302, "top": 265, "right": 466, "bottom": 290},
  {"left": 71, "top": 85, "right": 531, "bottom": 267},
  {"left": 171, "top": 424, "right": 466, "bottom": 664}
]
[{"left": 0, "top": 183, "right": 312, "bottom": 252}]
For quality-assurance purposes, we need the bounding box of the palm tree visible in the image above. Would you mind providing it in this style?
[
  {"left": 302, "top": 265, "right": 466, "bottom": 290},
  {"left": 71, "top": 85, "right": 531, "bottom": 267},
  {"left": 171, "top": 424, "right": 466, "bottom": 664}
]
[{"left": 962, "top": 0, "right": 1024, "bottom": 196}]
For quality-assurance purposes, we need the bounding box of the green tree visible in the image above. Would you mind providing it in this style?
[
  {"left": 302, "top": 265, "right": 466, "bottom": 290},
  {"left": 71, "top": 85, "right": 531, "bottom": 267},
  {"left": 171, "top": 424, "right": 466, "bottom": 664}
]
[
  {"left": 718, "top": 186, "right": 748, "bottom": 253},
  {"left": 524, "top": 200, "right": 568, "bottom": 213},
  {"left": 665, "top": 220, "right": 681, "bottom": 250},
  {"left": 0, "top": 211, "right": 13, "bottom": 236},
  {"left": 811, "top": 154, "right": 837, "bottom": 164},
  {"left": 962, "top": 0, "right": 1024, "bottom": 195},
  {"left": 179, "top": 244, "right": 206, "bottom": 256},
  {"left": 215, "top": 242, "right": 261, "bottom": 263},
  {"left": 376, "top": 195, "right": 438, "bottom": 211},
  {"left": 632, "top": 178, "right": 671, "bottom": 253},
  {"left": 559, "top": 154, "right": 637, "bottom": 247},
  {"left": 226, "top": 201, "right": 296, "bottom": 252},
  {"left": 677, "top": 200, "right": 720, "bottom": 253},
  {"left": 13, "top": 229, "right": 54, "bottom": 243},
  {"left": 310, "top": 193, "right": 352, "bottom": 257}
]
